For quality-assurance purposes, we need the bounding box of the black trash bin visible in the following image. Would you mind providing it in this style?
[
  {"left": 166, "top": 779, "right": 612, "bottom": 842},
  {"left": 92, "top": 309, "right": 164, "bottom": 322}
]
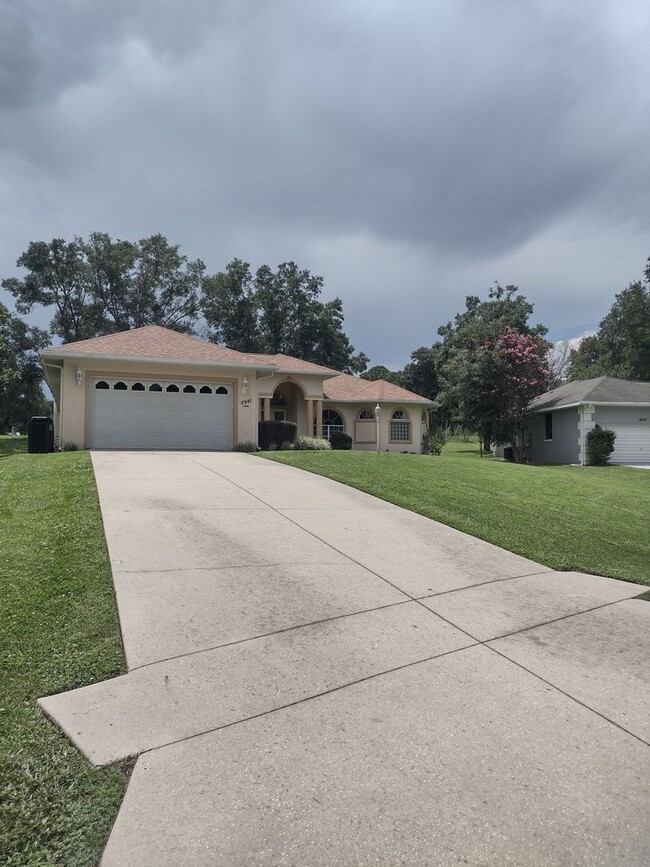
[{"left": 28, "top": 416, "right": 54, "bottom": 454}]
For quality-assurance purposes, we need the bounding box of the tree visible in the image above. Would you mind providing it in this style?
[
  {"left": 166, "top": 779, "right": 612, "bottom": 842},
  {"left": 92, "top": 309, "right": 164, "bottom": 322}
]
[
  {"left": 547, "top": 340, "right": 573, "bottom": 388},
  {"left": 437, "top": 284, "right": 549, "bottom": 455},
  {"left": 361, "top": 365, "right": 402, "bottom": 384},
  {"left": 2, "top": 234, "right": 204, "bottom": 342},
  {"left": 202, "top": 260, "right": 368, "bottom": 373},
  {"left": 400, "top": 346, "right": 440, "bottom": 399},
  {"left": 0, "top": 303, "right": 50, "bottom": 432},
  {"left": 568, "top": 264, "right": 650, "bottom": 381}
]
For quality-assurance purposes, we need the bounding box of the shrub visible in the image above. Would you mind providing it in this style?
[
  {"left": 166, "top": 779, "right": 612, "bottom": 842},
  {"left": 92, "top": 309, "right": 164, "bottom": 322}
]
[
  {"left": 586, "top": 426, "right": 616, "bottom": 466},
  {"left": 422, "top": 429, "right": 447, "bottom": 456},
  {"left": 234, "top": 441, "right": 258, "bottom": 452},
  {"left": 258, "top": 420, "right": 297, "bottom": 451},
  {"left": 294, "top": 436, "right": 331, "bottom": 450},
  {"left": 329, "top": 431, "right": 353, "bottom": 450}
]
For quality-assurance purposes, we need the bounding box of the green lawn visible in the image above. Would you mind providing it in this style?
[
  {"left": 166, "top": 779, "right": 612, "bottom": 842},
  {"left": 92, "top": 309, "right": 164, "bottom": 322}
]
[
  {"left": 262, "top": 438, "right": 650, "bottom": 586},
  {"left": 0, "top": 437, "right": 131, "bottom": 866}
]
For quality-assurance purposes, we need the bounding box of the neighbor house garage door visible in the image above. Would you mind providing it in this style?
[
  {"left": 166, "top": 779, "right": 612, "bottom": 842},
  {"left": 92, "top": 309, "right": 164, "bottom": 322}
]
[
  {"left": 608, "top": 425, "right": 650, "bottom": 465},
  {"left": 90, "top": 377, "right": 233, "bottom": 450}
]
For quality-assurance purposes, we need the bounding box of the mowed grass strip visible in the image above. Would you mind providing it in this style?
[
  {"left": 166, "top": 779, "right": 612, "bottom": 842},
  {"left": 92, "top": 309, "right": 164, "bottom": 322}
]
[
  {"left": 261, "top": 439, "right": 650, "bottom": 586},
  {"left": 0, "top": 437, "right": 130, "bottom": 866}
]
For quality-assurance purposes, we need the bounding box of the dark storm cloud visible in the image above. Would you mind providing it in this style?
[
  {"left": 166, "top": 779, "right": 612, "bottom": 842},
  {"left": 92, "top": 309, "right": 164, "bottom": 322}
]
[{"left": 1, "top": 0, "right": 649, "bottom": 366}]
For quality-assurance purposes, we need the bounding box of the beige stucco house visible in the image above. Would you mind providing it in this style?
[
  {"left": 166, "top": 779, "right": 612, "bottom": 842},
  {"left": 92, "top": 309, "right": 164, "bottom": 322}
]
[{"left": 40, "top": 325, "right": 434, "bottom": 452}]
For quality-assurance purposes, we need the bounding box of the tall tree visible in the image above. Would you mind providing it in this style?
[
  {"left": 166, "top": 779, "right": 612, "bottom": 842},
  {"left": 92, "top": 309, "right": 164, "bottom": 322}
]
[
  {"left": 568, "top": 262, "right": 650, "bottom": 381},
  {"left": 400, "top": 346, "right": 440, "bottom": 399},
  {"left": 0, "top": 303, "right": 50, "bottom": 432},
  {"left": 437, "top": 284, "right": 549, "bottom": 454},
  {"left": 360, "top": 365, "right": 402, "bottom": 384},
  {"left": 2, "top": 234, "right": 204, "bottom": 342},
  {"left": 202, "top": 260, "right": 368, "bottom": 373}
]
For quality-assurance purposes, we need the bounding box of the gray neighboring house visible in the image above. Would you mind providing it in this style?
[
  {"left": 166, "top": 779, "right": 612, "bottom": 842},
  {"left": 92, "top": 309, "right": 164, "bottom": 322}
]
[{"left": 528, "top": 376, "right": 650, "bottom": 465}]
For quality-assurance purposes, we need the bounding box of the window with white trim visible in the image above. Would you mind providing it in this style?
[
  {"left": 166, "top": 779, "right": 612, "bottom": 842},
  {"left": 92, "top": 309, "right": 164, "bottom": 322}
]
[{"left": 390, "top": 409, "right": 411, "bottom": 442}]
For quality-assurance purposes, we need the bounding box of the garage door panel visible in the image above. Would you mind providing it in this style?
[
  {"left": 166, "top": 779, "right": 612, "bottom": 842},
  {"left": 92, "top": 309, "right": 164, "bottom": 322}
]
[
  {"left": 608, "top": 425, "right": 650, "bottom": 464},
  {"left": 90, "top": 378, "right": 233, "bottom": 450}
]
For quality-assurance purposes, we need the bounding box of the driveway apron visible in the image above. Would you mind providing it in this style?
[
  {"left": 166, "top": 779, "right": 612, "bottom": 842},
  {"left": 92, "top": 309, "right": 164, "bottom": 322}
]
[{"left": 39, "top": 452, "right": 649, "bottom": 866}]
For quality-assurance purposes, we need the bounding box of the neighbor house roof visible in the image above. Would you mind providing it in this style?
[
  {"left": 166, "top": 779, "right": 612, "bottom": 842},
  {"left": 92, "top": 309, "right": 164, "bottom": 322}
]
[
  {"left": 530, "top": 376, "right": 650, "bottom": 412},
  {"left": 41, "top": 325, "right": 276, "bottom": 369},
  {"left": 324, "top": 373, "right": 433, "bottom": 405}
]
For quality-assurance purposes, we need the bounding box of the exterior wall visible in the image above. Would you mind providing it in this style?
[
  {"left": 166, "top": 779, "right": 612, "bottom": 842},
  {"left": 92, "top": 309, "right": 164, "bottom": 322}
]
[
  {"left": 529, "top": 407, "right": 579, "bottom": 464},
  {"left": 594, "top": 405, "right": 650, "bottom": 426},
  {"left": 59, "top": 358, "right": 257, "bottom": 449},
  {"left": 326, "top": 402, "right": 428, "bottom": 453}
]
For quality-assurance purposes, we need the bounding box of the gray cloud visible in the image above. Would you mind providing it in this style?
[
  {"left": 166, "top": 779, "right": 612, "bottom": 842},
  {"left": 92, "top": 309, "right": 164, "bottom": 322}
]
[{"left": 1, "top": 0, "right": 649, "bottom": 367}]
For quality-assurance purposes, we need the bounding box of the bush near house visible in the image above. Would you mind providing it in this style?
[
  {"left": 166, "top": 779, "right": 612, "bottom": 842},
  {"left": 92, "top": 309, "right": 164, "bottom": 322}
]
[
  {"left": 586, "top": 426, "right": 616, "bottom": 466},
  {"left": 423, "top": 429, "right": 447, "bottom": 455},
  {"left": 329, "top": 431, "right": 353, "bottom": 450},
  {"left": 294, "top": 435, "right": 331, "bottom": 450},
  {"left": 258, "top": 420, "right": 297, "bottom": 450}
]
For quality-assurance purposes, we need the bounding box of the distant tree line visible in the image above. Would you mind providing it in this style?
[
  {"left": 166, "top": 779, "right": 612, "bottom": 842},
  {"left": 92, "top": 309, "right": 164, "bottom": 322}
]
[{"left": 1, "top": 233, "right": 648, "bottom": 455}]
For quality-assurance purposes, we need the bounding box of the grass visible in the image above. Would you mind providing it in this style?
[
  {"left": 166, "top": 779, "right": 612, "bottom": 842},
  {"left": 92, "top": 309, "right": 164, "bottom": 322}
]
[
  {"left": 0, "top": 436, "right": 131, "bottom": 866},
  {"left": 261, "top": 437, "right": 650, "bottom": 587}
]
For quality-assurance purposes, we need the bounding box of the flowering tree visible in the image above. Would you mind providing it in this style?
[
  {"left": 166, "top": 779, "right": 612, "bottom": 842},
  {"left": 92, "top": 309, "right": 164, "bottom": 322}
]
[{"left": 482, "top": 326, "right": 550, "bottom": 461}]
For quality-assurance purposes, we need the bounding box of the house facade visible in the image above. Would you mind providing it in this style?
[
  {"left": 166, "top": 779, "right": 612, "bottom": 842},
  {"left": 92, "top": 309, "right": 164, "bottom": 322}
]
[
  {"left": 40, "top": 326, "right": 433, "bottom": 453},
  {"left": 528, "top": 377, "right": 650, "bottom": 465}
]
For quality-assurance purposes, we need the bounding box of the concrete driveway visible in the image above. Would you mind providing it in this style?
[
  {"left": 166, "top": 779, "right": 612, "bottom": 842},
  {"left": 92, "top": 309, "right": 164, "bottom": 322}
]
[{"left": 40, "top": 452, "right": 649, "bottom": 866}]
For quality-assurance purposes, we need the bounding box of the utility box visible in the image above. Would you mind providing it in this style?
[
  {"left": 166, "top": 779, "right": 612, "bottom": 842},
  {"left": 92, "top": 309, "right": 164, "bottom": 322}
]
[{"left": 28, "top": 416, "right": 54, "bottom": 454}]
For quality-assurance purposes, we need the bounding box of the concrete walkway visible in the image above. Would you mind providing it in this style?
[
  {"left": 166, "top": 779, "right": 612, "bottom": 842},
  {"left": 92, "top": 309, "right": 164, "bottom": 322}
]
[{"left": 40, "top": 452, "right": 649, "bottom": 866}]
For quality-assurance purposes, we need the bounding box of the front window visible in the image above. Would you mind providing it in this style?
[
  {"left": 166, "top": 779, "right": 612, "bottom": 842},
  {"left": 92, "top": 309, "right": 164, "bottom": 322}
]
[
  {"left": 545, "top": 413, "right": 553, "bottom": 441},
  {"left": 317, "top": 409, "right": 345, "bottom": 440},
  {"left": 390, "top": 409, "right": 411, "bottom": 442}
]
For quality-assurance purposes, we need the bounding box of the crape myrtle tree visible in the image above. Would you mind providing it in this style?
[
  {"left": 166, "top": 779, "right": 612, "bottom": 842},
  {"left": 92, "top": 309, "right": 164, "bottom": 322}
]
[
  {"left": 202, "top": 259, "right": 368, "bottom": 373},
  {"left": 2, "top": 233, "right": 205, "bottom": 343},
  {"left": 568, "top": 258, "right": 650, "bottom": 382},
  {"left": 437, "top": 284, "right": 549, "bottom": 456},
  {"left": 0, "top": 302, "right": 50, "bottom": 432}
]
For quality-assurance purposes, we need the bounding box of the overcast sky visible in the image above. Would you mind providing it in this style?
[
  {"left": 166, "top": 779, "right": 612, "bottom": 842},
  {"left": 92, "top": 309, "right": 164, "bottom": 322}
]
[{"left": 1, "top": 0, "right": 649, "bottom": 368}]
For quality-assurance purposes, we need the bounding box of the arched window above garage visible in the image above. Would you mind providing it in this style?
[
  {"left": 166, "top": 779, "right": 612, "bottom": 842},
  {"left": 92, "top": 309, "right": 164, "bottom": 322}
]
[
  {"left": 215, "top": 386, "right": 229, "bottom": 395},
  {"left": 183, "top": 385, "right": 196, "bottom": 393},
  {"left": 166, "top": 384, "right": 179, "bottom": 393},
  {"left": 132, "top": 382, "right": 145, "bottom": 391},
  {"left": 149, "top": 383, "right": 162, "bottom": 392},
  {"left": 95, "top": 380, "right": 109, "bottom": 389},
  {"left": 200, "top": 386, "right": 212, "bottom": 394},
  {"left": 114, "top": 381, "right": 128, "bottom": 390}
]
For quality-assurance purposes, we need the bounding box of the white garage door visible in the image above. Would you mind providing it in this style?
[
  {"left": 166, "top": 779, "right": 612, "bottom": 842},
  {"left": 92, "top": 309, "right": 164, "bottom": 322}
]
[
  {"left": 608, "top": 425, "right": 650, "bottom": 464},
  {"left": 90, "top": 377, "right": 233, "bottom": 450}
]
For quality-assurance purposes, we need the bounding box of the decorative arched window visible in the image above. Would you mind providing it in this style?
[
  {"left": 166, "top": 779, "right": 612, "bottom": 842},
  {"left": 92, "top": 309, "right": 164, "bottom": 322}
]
[
  {"left": 131, "top": 382, "right": 145, "bottom": 391},
  {"left": 317, "top": 409, "right": 344, "bottom": 440},
  {"left": 95, "top": 380, "right": 109, "bottom": 390},
  {"left": 149, "top": 383, "right": 163, "bottom": 392},
  {"left": 215, "top": 386, "right": 228, "bottom": 395},
  {"left": 114, "top": 381, "right": 128, "bottom": 391},
  {"left": 390, "top": 409, "right": 411, "bottom": 442},
  {"left": 183, "top": 385, "right": 196, "bottom": 393},
  {"left": 166, "top": 384, "right": 179, "bottom": 393},
  {"left": 200, "top": 386, "right": 212, "bottom": 394},
  {"left": 358, "top": 408, "right": 374, "bottom": 420}
]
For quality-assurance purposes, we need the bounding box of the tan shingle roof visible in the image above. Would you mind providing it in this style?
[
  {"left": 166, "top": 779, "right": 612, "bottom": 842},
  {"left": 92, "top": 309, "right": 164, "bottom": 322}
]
[
  {"left": 324, "top": 373, "right": 433, "bottom": 404},
  {"left": 246, "top": 352, "right": 339, "bottom": 375},
  {"left": 41, "top": 325, "right": 275, "bottom": 367}
]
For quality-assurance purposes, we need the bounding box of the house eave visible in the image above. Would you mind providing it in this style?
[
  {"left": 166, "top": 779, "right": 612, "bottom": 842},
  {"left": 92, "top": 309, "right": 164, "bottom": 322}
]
[
  {"left": 39, "top": 350, "right": 276, "bottom": 372},
  {"left": 531, "top": 399, "right": 650, "bottom": 413}
]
